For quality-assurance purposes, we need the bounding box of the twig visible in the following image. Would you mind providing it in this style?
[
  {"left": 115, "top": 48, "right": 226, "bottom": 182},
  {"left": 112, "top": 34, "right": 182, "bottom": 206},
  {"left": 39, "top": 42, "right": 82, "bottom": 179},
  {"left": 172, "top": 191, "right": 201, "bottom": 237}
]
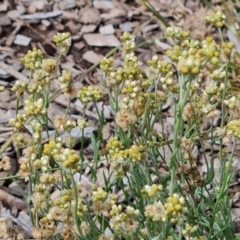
[
  {"left": 0, "top": 188, "right": 27, "bottom": 211},
  {"left": 0, "top": 62, "right": 28, "bottom": 82}
]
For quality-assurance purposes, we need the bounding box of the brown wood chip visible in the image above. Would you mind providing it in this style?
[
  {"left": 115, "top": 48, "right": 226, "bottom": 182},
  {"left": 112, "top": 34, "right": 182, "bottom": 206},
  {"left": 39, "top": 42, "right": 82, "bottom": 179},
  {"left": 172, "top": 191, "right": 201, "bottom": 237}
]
[{"left": 83, "top": 34, "right": 120, "bottom": 47}]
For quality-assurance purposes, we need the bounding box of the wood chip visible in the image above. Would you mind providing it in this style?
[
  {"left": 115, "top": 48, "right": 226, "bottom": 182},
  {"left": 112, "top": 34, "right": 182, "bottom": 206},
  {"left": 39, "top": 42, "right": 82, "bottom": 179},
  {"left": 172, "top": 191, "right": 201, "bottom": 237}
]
[
  {"left": 32, "top": 0, "right": 45, "bottom": 10},
  {"left": 0, "top": 188, "right": 27, "bottom": 211},
  {"left": 61, "top": 62, "right": 81, "bottom": 78},
  {"left": 59, "top": 0, "right": 76, "bottom": 10},
  {"left": 14, "top": 34, "right": 31, "bottom": 46},
  {"left": 79, "top": 7, "right": 101, "bottom": 24},
  {"left": 93, "top": 1, "right": 114, "bottom": 9},
  {"left": 99, "top": 24, "right": 115, "bottom": 35},
  {"left": 83, "top": 34, "right": 120, "bottom": 47},
  {"left": 119, "top": 22, "right": 132, "bottom": 32},
  {"left": 55, "top": 94, "right": 74, "bottom": 108},
  {"left": 17, "top": 211, "right": 33, "bottom": 233},
  {"left": 142, "top": 24, "right": 159, "bottom": 33},
  {"left": 20, "top": 10, "right": 62, "bottom": 20},
  {"left": 81, "top": 24, "right": 97, "bottom": 33},
  {"left": 62, "top": 11, "right": 79, "bottom": 21},
  {"left": 94, "top": 103, "right": 114, "bottom": 119},
  {"left": 7, "top": 10, "right": 21, "bottom": 20},
  {"left": 0, "top": 172, "right": 8, "bottom": 186},
  {"left": 83, "top": 50, "right": 103, "bottom": 64},
  {"left": 0, "top": 62, "right": 27, "bottom": 81},
  {"left": 227, "top": 27, "right": 240, "bottom": 53},
  {"left": 0, "top": 89, "right": 11, "bottom": 102},
  {"left": 101, "top": 8, "right": 126, "bottom": 21},
  {"left": 16, "top": 5, "right": 26, "bottom": 15},
  {"left": 0, "top": 16, "right": 11, "bottom": 26},
  {"left": 73, "top": 42, "right": 85, "bottom": 51},
  {"left": 27, "top": 3, "right": 36, "bottom": 13},
  {"left": 8, "top": 182, "right": 24, "bottom": 197},
  {"left": 60, "top": 126, "right": 96, "bottom": 143},
  {"left": 0, "top": 0, "right": 8, "bottom": 12},
  {"left": 41, "top": 19, "right": 51, "bottom": 27},
  {"left": 154, "top": 39, "right": 172, "bottom": 50}
]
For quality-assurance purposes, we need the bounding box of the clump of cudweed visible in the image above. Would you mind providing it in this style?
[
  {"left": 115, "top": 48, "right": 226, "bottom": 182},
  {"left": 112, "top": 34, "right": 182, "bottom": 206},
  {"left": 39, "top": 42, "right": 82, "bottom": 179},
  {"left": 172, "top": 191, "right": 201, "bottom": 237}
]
[{"left": 0, "top": 10, "right": 239, "bottom": 240}]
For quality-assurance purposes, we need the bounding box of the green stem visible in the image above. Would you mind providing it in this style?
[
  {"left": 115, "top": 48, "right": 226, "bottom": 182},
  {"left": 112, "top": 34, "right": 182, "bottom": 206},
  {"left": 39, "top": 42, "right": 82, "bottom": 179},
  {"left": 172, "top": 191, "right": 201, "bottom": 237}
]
[{"left": 170, "top": 74, "right": 192, "bottom": 194}]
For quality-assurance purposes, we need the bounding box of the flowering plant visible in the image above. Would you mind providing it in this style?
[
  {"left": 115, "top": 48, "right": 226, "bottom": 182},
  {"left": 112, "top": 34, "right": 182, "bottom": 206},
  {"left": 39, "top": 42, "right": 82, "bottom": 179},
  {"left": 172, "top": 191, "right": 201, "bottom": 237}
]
[{"left": 0, "top": 11, "right": 239, "bottom": 240}]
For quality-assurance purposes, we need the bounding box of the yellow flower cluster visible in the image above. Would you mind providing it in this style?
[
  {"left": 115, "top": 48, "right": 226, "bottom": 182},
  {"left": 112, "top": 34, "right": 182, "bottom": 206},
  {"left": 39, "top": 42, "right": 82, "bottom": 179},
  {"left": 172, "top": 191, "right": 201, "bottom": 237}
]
[
  {"left": 182, "top": 223, "right": 198, "bottom": 236},
  {"left": 24, "top": 97, "right": 46, "bottom": 117},
  {"left": 101, "top": 53, "right": 142, "bottom": 87},
  {"left": 39, "top": 173, "right": 55, "bottom": 186},
  {"left": 105, "top": 137, "right": 123, "bottom": 156},
  {"left": 9, "top": 114, "right": 27, "bottom": 132},
  {"left": 204, "top": 11, "right": 226, "bottom": 28},
  {"left": 91, "top": 186, "right": 108, "bottom": 202},
  {"left": 20, "top": 48, "right": 43, "bottom": 70},
  {"left": 144, "top": 189, "right": 186, "bottom": 223},
  {"left": 163, "top": 193, "right": 185, "bottom": 221},
  {"left": 55, "top": 148, "right": 80, "bottom": 170},
  {"left": 140, "top": 184, "right": 163, "bottom": 198},
  {"left": 227, "top": 119, "right": 240, "bottom": 138},
  {"left": 43, "top": 138, "right": 62, "bottom": 158},
  {"left": 44, "top": 139, "right": 79, "bottom": 170},
  {"left": 14, "top": 79, "right": 26, "bottom": 95},
  {"left": 166, "top": 34, "right": 225, "bottom": 75},
  {"left": 31, "top": 120, "right": 42, "bottom": 143},
  {"left": 165, "top": 27, "right": 190, "bottom": 41},
  {"left": 120, "top": 31, "right": 135, "bottom": 52},
  {"left": 110, "top": 204, "right": 139, "bottom": 234},
  {"left": 11, "top": 81, "right": 27, "bottom": 97},
  {"left": 128, "top": 145, "right": 145, "bottom": 163},
  {"left": 121, "top": 80, "right": 140, "bottom": 98},
  {"left": 224, "top": 96, "right": 238, "bottom": 110},
  {"left": 53, "top": 32, "right": 71, "bottom": 53},
  {"left": 100, "top": 57, "right": 114, "bottom": 72},
  {"left": 221, "top": 42, "right": 234, "bottom": 58},
  {"left": 77, "top": 118, "right": 89, "bottom": 129},
  {"left": 54, "top": 189, "right": 74, "bottom": 209},
  {"left": 53, "top": 189, "right": 88, "bottom": 218},
  {"left": 147, "top": 55, "right": 176, "bottom": 90},
  {"left": 58, "top": 70, "right": 74, "bottom": 96},
  {"left": 53, "top": 32, "right": 71, "bottom": 45},
  {"left": 77, "top": 86, "right": 103, "bottom": 104},
  {"left": 210, "top": 69, "right": 225, "bottom": 81},
  {"left": 33, "top": 155, "right": 49, "bottom": 172},
  {"left": 147, "top": 56, "right": 173, "bottom": 74},
  {"left": 105, "top": 137, "right": 145, "bottom": 175}
]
